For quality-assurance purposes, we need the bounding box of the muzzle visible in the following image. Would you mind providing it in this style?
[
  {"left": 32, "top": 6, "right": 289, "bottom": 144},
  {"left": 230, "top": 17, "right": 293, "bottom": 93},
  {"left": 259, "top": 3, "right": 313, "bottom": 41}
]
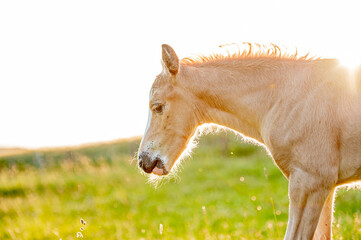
[{"left": 138, "top": 152, "right": 168, "bottom": 175}]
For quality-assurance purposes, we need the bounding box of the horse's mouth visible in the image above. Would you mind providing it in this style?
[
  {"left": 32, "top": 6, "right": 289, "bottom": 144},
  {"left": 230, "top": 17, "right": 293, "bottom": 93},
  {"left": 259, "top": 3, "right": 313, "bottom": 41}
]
[
  {"left": 152, "top": 166, "right": 168, "bottom": 175},
  {"left": 150, "top": 159, "right": 169, "bottom": 176},
  {"left": 138, "top": 153, "right": 169, "bottom": 176}
]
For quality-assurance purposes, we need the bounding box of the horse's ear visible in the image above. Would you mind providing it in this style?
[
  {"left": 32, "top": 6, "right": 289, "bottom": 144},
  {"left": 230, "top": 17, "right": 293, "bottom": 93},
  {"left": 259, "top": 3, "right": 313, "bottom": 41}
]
[{"left": 162, "top": 44, "right": 179, "bottom": 75}]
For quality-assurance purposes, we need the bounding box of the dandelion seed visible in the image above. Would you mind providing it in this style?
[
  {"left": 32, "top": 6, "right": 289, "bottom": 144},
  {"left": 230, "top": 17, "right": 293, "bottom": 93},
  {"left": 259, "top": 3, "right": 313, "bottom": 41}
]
[
  {"left": 240, "top": 177, "right": 245, "bottom": 182},
  {"left": 202, "top": 206, "right": 207, "bottom": 215},
  {"left": 80, "top": 227, "right": 84, "bottom": 231},
  {"left": 267, "top": 222, "right": 273, "bottom": 229},
  {"left": 276, "top": 210, "right": 281, "bottom": 215},
  {"left": 251, "top": 196, "right": 256, "bottom": 201},
  {"left": 278, "top": 222, "right": 284, "bottom": 227},
  {"left": 257, "top": 206, "right": 262, "bottom": 211},
  {"left": 159, "top": 224, "right": 163, "bottom": 235},
  {"left": 80, "top": 218, "right": 86, "bottom": 225},
  {"left": 77, "top": 232, "right": 83, "bottom": 238},
  {"left": 141, "top": 229, "right": 145, "bottom": 233}
]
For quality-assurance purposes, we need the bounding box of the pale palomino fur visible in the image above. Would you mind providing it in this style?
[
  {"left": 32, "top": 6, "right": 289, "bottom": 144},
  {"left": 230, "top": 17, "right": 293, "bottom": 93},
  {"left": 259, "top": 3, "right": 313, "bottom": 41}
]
[{"left": 137, "top": 43, "right": 361, "bottom": 240}]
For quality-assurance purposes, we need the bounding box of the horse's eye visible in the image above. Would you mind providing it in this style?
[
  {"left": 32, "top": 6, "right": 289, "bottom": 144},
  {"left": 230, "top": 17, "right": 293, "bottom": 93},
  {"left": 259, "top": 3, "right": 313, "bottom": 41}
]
[{"left": 152, "top": 104, "right": 164, "bottom": 114}]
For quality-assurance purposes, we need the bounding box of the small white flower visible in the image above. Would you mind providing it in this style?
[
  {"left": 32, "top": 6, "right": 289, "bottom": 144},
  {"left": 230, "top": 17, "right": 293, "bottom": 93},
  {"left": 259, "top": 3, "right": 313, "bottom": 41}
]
[
  {"left": 202, "top": 206, "right": 207, "bottom": 215},
  {"left": 159, "top": 224, "right": 163, "bottom": 235}
]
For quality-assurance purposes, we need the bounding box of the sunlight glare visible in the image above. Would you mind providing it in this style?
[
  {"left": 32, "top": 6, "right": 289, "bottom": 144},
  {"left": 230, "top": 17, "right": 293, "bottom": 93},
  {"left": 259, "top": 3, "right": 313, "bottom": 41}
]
[{"left": 1, "top": 0, "right": 361, "bottom": 148}]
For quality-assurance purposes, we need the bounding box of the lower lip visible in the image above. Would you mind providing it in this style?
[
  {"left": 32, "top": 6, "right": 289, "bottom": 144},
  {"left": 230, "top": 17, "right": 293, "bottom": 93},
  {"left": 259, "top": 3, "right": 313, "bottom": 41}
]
[{"left": 152, "top": 167, "right": 164, "bottom": 175}]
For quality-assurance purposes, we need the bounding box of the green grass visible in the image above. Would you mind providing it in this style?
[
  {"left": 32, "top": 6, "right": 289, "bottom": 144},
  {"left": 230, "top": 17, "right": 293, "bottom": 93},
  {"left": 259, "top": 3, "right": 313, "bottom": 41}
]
[{"left": 0, "top": 134, "right": 360, "bottom": 239}]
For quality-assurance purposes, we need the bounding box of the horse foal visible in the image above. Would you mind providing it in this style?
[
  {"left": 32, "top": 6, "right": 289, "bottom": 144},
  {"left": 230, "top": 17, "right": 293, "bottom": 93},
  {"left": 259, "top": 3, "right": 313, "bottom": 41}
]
[{"left": 138, "top": 43, "right": 361, "bottom": 240}]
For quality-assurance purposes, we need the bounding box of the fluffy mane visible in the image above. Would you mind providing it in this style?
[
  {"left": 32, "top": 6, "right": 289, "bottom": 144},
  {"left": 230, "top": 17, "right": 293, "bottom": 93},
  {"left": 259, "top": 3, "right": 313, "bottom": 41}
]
[{"left": 181, "top": 43, "right": 318, "bottom": 66}]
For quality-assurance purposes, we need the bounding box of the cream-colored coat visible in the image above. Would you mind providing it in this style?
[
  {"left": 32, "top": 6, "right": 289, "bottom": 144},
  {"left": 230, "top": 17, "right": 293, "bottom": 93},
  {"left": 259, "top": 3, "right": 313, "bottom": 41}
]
[{"left": 138, "top": 44, "right": 361, "bottom": 240}]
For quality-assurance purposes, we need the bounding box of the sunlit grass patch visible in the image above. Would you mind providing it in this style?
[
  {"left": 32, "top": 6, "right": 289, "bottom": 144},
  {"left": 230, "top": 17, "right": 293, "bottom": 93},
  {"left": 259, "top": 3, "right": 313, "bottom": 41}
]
[{"left": 0, "top": 134, "right": 359, "bottom": 239}]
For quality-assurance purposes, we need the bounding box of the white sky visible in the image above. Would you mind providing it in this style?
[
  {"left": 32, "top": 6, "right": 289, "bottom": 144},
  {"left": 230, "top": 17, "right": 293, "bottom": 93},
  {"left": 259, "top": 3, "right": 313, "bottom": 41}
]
[{"left": 1, "top": 0, "right": 361, "bottom": 148}]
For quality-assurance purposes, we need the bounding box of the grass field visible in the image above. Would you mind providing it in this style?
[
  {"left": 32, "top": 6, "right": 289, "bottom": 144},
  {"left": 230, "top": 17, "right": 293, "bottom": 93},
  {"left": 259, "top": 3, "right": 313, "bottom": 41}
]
[{"left": 0, "top": 134, "right": 360, "bottom": 239}]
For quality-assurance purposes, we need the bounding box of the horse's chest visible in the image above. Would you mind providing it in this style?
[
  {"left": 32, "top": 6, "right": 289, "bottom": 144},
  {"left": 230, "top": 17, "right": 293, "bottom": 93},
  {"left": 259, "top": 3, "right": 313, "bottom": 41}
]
[
  {"left": 262, "top": 133, "right": 296, "bottom": 179},
  {"left": 338, "top": 108, "right": 361, "bottom": 182},
  {"left": 339, "top": 133, "right": 361, "bottom": 181}
]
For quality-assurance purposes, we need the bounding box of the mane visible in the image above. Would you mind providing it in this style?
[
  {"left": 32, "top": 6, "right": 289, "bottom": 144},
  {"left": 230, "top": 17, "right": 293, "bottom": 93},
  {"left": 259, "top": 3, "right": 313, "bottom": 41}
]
[{"left": 181, "top": 43, "right": 318, "bottom": 66}]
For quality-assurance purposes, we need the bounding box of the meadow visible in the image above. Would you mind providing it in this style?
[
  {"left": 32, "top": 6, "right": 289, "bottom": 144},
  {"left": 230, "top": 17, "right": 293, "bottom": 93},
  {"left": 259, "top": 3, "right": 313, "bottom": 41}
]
[{"left": 0, "top": 134, "right": 360, "bottom": 240}]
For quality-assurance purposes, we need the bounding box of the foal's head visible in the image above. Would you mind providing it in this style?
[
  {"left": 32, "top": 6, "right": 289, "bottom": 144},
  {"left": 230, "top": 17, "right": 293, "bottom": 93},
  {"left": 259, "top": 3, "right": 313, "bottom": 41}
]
[{"left": 137, "top": 44, "right": 200, "bottom": 176}]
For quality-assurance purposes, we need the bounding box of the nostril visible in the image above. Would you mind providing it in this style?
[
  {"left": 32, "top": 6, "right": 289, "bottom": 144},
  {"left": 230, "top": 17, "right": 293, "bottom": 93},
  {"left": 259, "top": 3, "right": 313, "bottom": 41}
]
[
  {"left": 138, "top": 152, "right": 154, "bottom": 173},
  {"left": 155, "top": 158, "right": 165, "bottom": 169},
  {"left": 153, "top": 159, "right": 160, "bottom": 168}
]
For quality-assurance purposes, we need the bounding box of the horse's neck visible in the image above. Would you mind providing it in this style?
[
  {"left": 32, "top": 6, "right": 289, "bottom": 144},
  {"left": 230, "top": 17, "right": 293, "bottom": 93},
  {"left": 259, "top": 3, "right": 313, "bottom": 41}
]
[{"left": 181, "top": 59, "right": 310, "bottom": 143}]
